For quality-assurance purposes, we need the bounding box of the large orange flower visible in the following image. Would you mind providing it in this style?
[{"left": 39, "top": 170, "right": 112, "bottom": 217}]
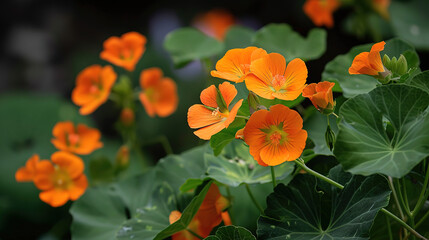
[
  {"left": 193, "top": 9, "right": 235, "bottom": 40},
  {"left": 211, "top": 47, "right": 267, "bottom": 83},
  {"left": 15, "top": 154, "right": 44, "bottom": 182},
  {"left": 169, "top": 184, "right": 231, "bottom": 239},
  {"left": 33, "top": 152, "right": 88, "bottom": 207},
  {"left": 349, "top": 41, "right": 388, "bottom": 77},
  {"left": 303, "top": 0, "right": 340, "bottom": 28},
  {"left": 139, "top": 67, "right": 178, "bottom": 117},
  {"left": 246, "top": 53, "right": 308, "bottom": 101},
  {"left": 302, "top": 81, "right": 336, "bottom": 114},
  {"left": 51, "top": 121, "right": 103, "bottom": 155},
  {"left": 188, "top": 82, "right": 243, "bottom": 140},
  {"left": 244, "top": 104, "right": 307, "bottom": 166},
  {"left": 100, "top": 32, "right": 147, "bottom": 71},
  {"left": 72, "top": 65, "right": 117, "bottom": 115}
]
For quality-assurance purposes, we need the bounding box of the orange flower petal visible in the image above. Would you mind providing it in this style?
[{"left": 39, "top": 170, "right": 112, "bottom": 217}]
[
  {"left": 224, "top": 99, "right": 243, "bottom": 127},
  {"left": 245, "top": 74, "right": 275, "bottom": 100},
  {"left": 15, "top": 154, "right": 40, "bottom": 182},
  {"left": 152, "top": 78, "right": 179, "bottom": 117},
  {"left": 33, "top": 160, "right": 55, "bottom": 190},
  {"left": 39, "top": 189, "right": 70, "bottom": 207},
  {"left": 140, "top": 67, "right": 163, "bottom": 89},
  {"left": 200, "top": 85, "right": 218, "bottom": 108},
  {"left": 349, "top": 41, "right": 386, "bottom": 76},
  {"left": 188, "top": 104, "right": 222, "bottom": 129},
  {"left": 169, "top": 210, "right": 182, "bottom": 224},
  {"left": 218, "top": 82, "right": 237, "bottom": 108},
  {"left": 51, "top": 151, "right": 84, "bottom": 179},
  {"left": 193, "top": 122, "right": 226, "bottom": 140},
  {"left": 68, "top": 174, "right": 88, "bottom": 200},
  {"left": 303, "top": 0, "right": 340, "bottom": 28}
]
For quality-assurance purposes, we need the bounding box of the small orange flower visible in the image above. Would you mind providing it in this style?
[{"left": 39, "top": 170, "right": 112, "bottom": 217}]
[
  {"left": 72, "top": 65, "right": 117, "bottom": 115},
  {"left": 33, "top": 151, "right": 88, "bottom": 207},
  {"left": 244, "top": 104, "right": 307, "bottom": 166},
  {"left": 211, "top": 47, "right": 267, "bottom": 83},
  {"left": 372, "top": 0, "right": 390, "bottom": 19},
  {"left": 302, "top": 81, "right": 336, "bottom": 114},
  {"left": 303, "top": 0, "right": 340, "bottom": 28},
  {"left": 15, "top": 154, "right": 44, "bottom": 182},
  {"left": 100, "top": 32, "right": 147, "bottom": 71},
  {"left": 193, "top": 9, "right": 235, "bottom": 40},
  {"left": 139, "top": 67, "right": 178, "bottom": 117},
  {"left": 246, "top": 53, "right": 308, "bottom": 101},
  {"left": 188, "top": 82, "right": 243, "bottom": 140},
  {"left": 169, "top": 184, "right": 231, "bottom": 239},
  {"left": 51, "top": 121, "right": 103, "bottom": 155},
  {"left": 349, "top": 41, "right": 389, "bottom": 77}
]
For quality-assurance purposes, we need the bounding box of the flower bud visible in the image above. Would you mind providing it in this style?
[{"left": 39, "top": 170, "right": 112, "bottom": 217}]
[
  {"left": 248, "top": 92, "right": 261, "bottom": 114},
  {"left": 120, "top": 108, "right": 135, "bottom": 126},
  {"left": 325, "top": 125, "right": 335, "bottom": 151},
  {"left": 397, "top": 54, "right": 408, "bottom": 75},
  {"left": 115, "top": 146, "right": 130, "bottom": 171}
]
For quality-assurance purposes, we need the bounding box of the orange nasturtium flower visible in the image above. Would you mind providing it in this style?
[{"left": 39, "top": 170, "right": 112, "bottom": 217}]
[
  {"left": 100, "top": 32, "right": 147, "bottom": 71},
  {"left": 349, "top": 41, "right": 390, "bottom": 77},
  {"left": 34, "top": 151, "right": 88, "bottom": 207},
  {"left": 211, "top": 47, "right": 267, "bottom": 83},
  {"left": 188, "top": 82, "right": 243, "bottom": 140},
  {"left": 15, "top": 154, "right": 44, "bottom": 182},
  {"left": 303, "top": 0, "right": 340, "bottom": 28},
  {"left": 193, "top": 9, "right": 235, "bottom": 40},
  {"left": 169, "top": 184, "right": 231, "bottom": 239},
  {"left": 302, "top": 81, "right": 336, "bottom": 114},
  {"left": 244, "top": 104, "right": 307, "bottom": 166},
  {"left": 372, "top": 0, "right": 390, "bottom": 19},
  {"left": 139, "top": 67, "right": 178, "bottom": 117},
  {"left": 51, "top": 121, "right": 103, "bottom": 155},
  {"left": 72, "top": 65, "right": 117, "bottom": 115},
  {"left": 246, "top": 53, "right": 308, "bottom": 101}
]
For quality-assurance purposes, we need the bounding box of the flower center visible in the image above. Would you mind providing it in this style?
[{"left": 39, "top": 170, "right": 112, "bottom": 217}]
[
  {"left": 120, "top": 49, "right": 134, "bottom": 60},
  {"left": 68, "top": 133, "right": 80, "bottom": 146},
  {"left": 53, "top": 167, "right": 73, "bottom": 190},
  {"left": 240, "top": 64, "right": 251, "bottom": 75},
  {"left": 89, "top": 85, "right": 99, "bottom": 94},
  {"left": 212, "top": 107, "right": 229, "bottom": 119},
  {"left": 269, "top": 132, "right": 283, "bottom": 145},
  {"left": 272, "top": 74, "right": 286, "bottom": 88}
]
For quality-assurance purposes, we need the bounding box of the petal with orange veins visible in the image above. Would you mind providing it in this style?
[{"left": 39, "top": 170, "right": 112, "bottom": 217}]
[
  {"left": 200, "top": 85, "right": 218, "bottom": 108},
  {"left": 140, "top": 67, "right": 163, "bottom": 89},
  {"left": 211, "top": 48, "right": 251, "bottom": 83},
  {"left": 371, "top": 41, "right": 385, "bottom": 52},
  {"left": 266, "top": 53, "right": 287, "bottom": 76},
  {"left": 284, "top": 129, "right": 308, "bottom": 161},
  {"left": 235, "top": 128, "right": 244, "bottom": 140},
  {"left": 349, "top": 52, "right": 380, "bottom": 76},
  {"left": 223, "top": 99, "right": 243, "bottom": 127},
  {"left": 250, "top": 47, "right": 268, "bottom": 62},
  {"left": 274, "top": 58, "right": 307, "bottom": 101},
  {"left": 69, "top": 174, "right": 88, "bottom": 200},
  {"left": 259, "top": 144, "right": 291, "bottom": 166},
  {"left": 39, "top": 189, "right": 70, "bottom": 207},
  {"left": 302, "top": 83, "right": 317, "bottom": 98},
  {"left": 368, "top": 51, "right": 385, "bottom": 73},
  {"left": 187, "top": 104, "right": 222, "bottom": 129},
  {"left": 245, "top": 74, "right": 275, "bottom": 100},
  {"left": 193, "top": 122, "right": 226, "bottom": 140},
  {"left": 51, "top": 151, "right": 84, "bottom": 179},
  {"left": 249, "top": 57, "right": 273, "bottom": 86},
  {"left": 218, "top": 82, "right": 237, "bottom": 108}
]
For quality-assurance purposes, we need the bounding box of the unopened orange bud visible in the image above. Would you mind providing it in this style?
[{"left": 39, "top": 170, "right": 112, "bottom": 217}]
[
  {"left": 120, "top": 108, "right": 135, "bottom": 126},
  {"left": 115, "top": 146, "right": 130, "bottom": 169}
]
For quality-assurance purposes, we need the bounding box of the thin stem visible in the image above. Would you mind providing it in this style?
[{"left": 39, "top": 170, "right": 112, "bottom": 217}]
[
  {"left": 295, "top": 158, "right": 428, "bottom": 240},
  {"left": 416, "top": 210, "right": 429, "bottom": 228},
  {"left": 388, "top": 176, "right": 406, "bottom": 220},
  {"left": 245, "top": 183, "right": 264, "bottom": 214},
  {"left": 412, "top": 162, "right": 429, "bottom": 217},
  {"left": 386, "top": 213, "right": 393, "bottom": 240},
  {"left": 159, "top": 135, "right": 173, "bottom": 155},
  {"left": 295, "top": 158, "right": 344, "bottom": 189},
  {"left": 236, "top": 115, "right": 250, "bottom": 120},
  {"left": 186, "top": 228, "right": 204, "bottom": 240},
  {"left": 331, "top": 112, "right": 339, "bottom": 118},
  {"left": 271, "top": 166, "right": 277, "bottom": 188},
  {"left": 396, "top": 178, "right": 413, "bottom": 217},
  {"left": 327, "top": 115, "right": 331, "bottom": 127}
]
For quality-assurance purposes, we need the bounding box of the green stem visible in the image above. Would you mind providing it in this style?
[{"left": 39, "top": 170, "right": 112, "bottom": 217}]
[
  {"left": 271, "top": 166, "right": 277, "bottom": 188},
  {"left": 295, "top": 158, "right": 428, "bottom": 240},
  {"left": 186, "top": 228, "right": 204, "bottom": 239},
  {"left": 388, "top": 176, "right": 406, "bottom": 220},
  {"left": 327, "top": 115, "right": 331, "bottom": 127},
  {"left": 331, "top": 112, "right": 339, "bottom": 118},
  {"left": 245, "top": 183, "right": 264, "bottom": 214},
  {"left": 396, "top": 178, "right": 413, "bottom": 217},
  {"left": 159, "top": 135, "right": 173, "bottom": 155},
  {"left": 386, "top": 213, "right": 394, "bottom": 240},
  {"left": 236, "top": 115, "right": 250, "bottom": 120},
  {"left": 416, "top": 210, "right": 429, "bottom": 228},
  {"left": 295, "top": 158, "right": 344, "bottom": 189},
  {"left": 412, "top": 162, "right": 429, "bottom": 217}
]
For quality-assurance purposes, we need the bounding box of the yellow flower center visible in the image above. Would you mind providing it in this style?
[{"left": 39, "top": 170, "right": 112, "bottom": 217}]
[
  {"left": 53, "top": 167, "right": 73, "bottom": 190},
  {"left": 262, "top": 123, "right": 288, "bottom": 145},
  {"left": 212, "top": 107, "right": 229, "bottom": 119}
]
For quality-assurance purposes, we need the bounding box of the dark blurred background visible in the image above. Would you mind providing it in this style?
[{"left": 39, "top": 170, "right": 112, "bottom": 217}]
[{"left": 0, "top": 0, "right": 428, "bottom": 239}]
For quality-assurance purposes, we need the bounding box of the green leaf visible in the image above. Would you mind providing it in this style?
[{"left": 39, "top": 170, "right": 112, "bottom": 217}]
[
  {"left": 390, "top": 0, "right": 429, "bottom": 50},
  {"left": 205, "top": 140, "right": 295, "bottom": 187},
  {"left": 89, "top": 156, "right": 115, "bottom": 184},
  {"left": 204, "top": 226, "right": 256, "bottom": 240},
  {"left": 257, "top": 166, "right": 391, "bottom": 239},
  {"left": 164, "top": 28, "right": 224, "bottom": 68},
  {"left": 210, "top": 126, "right": 242, "bottom": 156},
  {"left": 154, "top": 181, "right": 213, "bottom": 240},
  {"left": 322, "top": 38, "right": 420, "bottom": 98},
  {"left": 252, "top": 23, "right": 326, "bottom": 61},
  {"left": 334, "top": 84, "right": 429, "bottom": 177},
  {"left": 180, "top": 178, "right": 204, "bottom": 192},
  {"left": 224, "top": 26, "right": 255, "bottom": 50},
  {"left": 303, "top": 109, "right": 338, "bottom": 156},
  {"left": 407, "top": 70, "right": 429, "bottom": 93}
]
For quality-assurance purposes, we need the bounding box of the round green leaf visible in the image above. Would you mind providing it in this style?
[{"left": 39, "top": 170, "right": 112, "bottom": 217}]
[
  {"left": 204, "top": 226, "right": 256, "bottom": 240},
  {"left": 252, "top": 23, "right": 326, "bottom": 61},
  {"left": 224, "top": 26, "right": 255, "bottom": 50},
  {"left": 257, "top": 166, "right": 391, "bottom": 239},
  {"left": 407, "top": 70, "right": 429, "bottom": 94},
  {"left": 334, "top": 84, "right": 429, "bottom": 177},
  {"left": 164, "top": 28, "right": 224, "bottom": 68},
  {"left": 322, "top": 38, "right": 420, "bottom": 98},
  {"left": 205, "top": 140, "right": 295, "bottom": 187}
]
